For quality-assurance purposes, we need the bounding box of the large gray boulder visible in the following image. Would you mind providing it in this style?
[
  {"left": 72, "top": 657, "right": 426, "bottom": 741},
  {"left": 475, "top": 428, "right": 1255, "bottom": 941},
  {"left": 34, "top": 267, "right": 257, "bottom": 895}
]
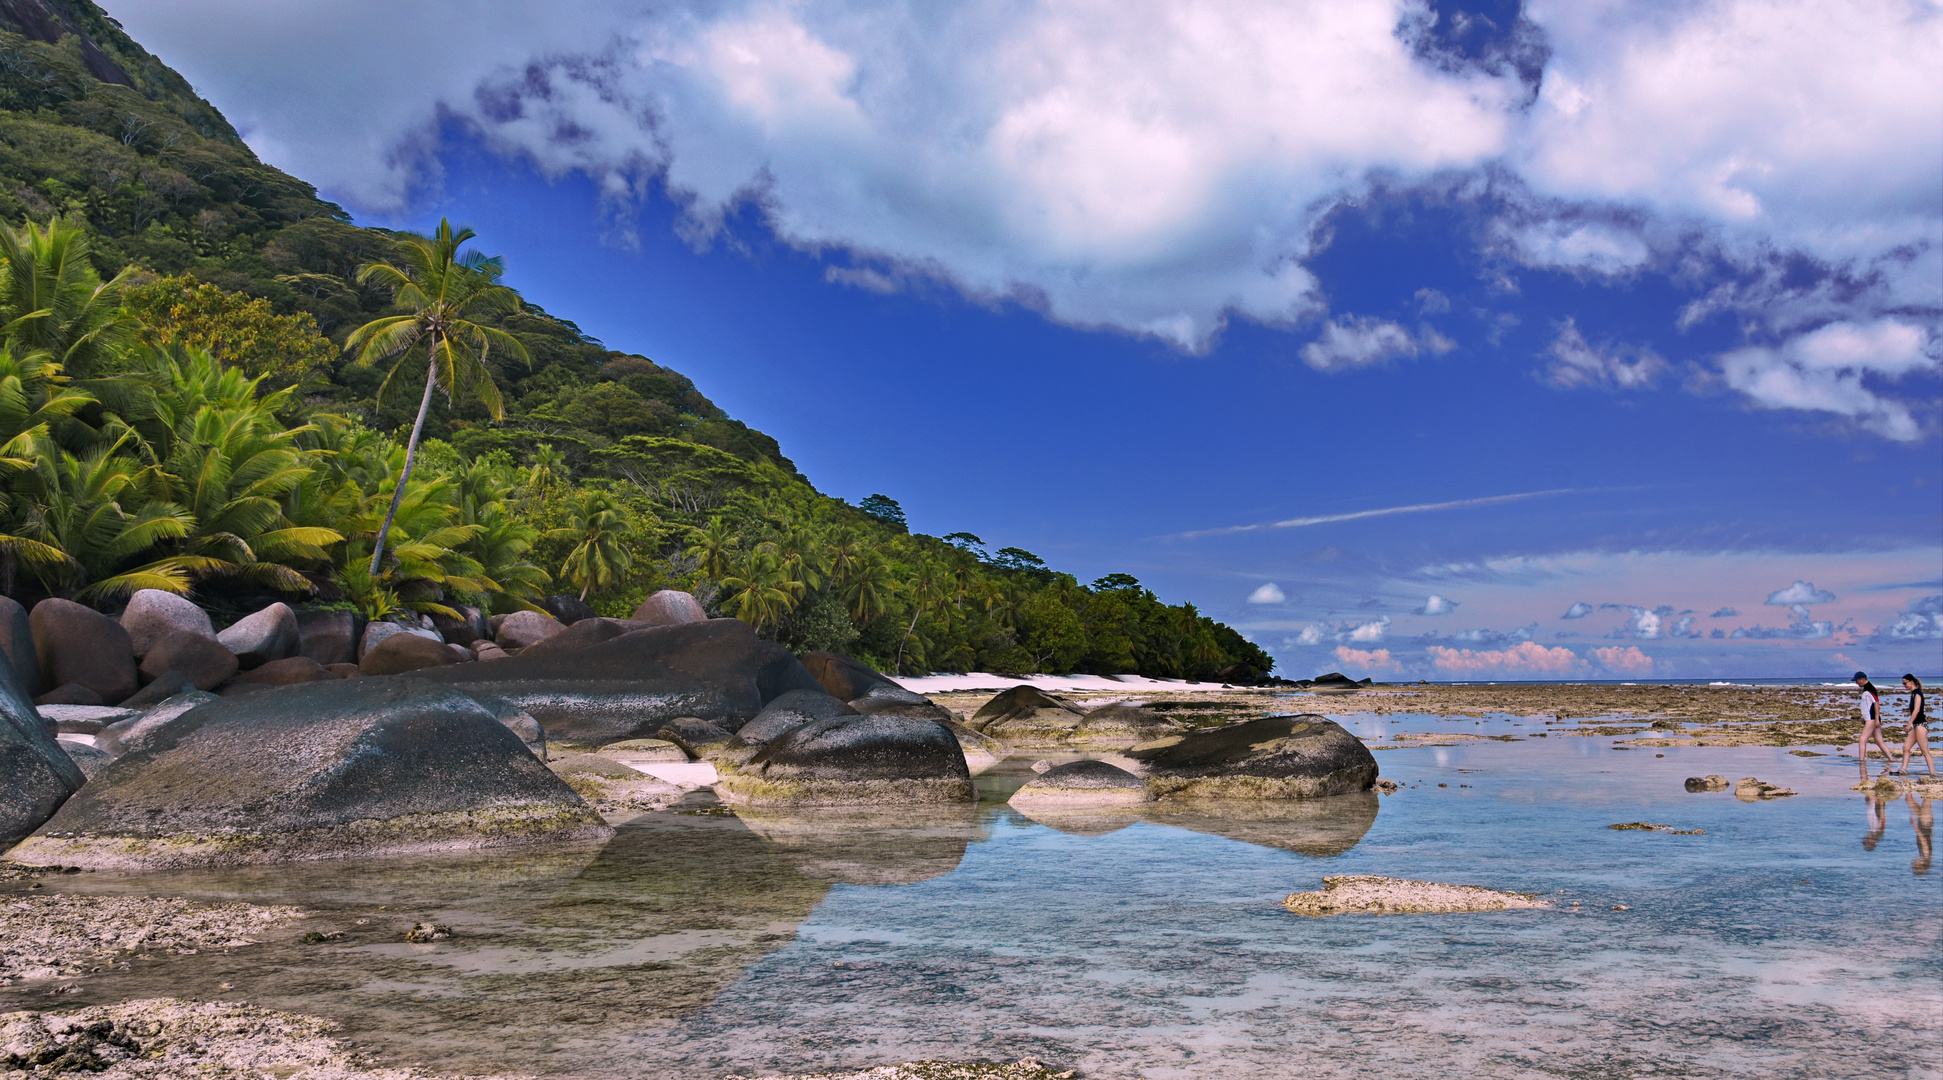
[
  {"left": 715, "top": 714, "right": 975, "bottom": 807},
  {"left": 94, "top": 691, "right": 218, "bottom": 758},
  {"left": 800, "top": 651, "right": 905, "bottom": 703},
  {"left": 359, "top": 621, "right": 440, "bottom": 659},
  {"left": 519, "top": 617, "right": 642, "bottom": 658},
  {"left": 734, "top": 689, "right": 857, "bottom": 746},
  {"left": 460, "top": 694, "right": 547, "bottom": 760},
  {"left": 30, "top": 598, "right": 138, "bottom": 705},
  {"left": 118, "top": 671, "right": 196, "bottom": 710},
  {"left": 359, "top": 633, "right": 456, "bottom": 676},
  {"left": 216, "top": 602, "right": 299, "bottom": 668},
  {"left": 118, "top": 590, "right": 214, "bottom": 657},
  {"left": 230, "top": 656, "right": 340, "bottom": 686},
  {"left": 494, "top": 610, "right": 565, "bottom": 650},
  {"left": 1070, "top": 703, "right": 1185, "bottom": 748},
  {"left": 1009, "top": 759, "right": 1152, "bottom": 809},
  {"left": 1127, "top": 714, "right": 1378, "bottom": 799},
  {"left": 429, "top": 604, "right": 486, "bottom": 646},
  {"left": 137, "top": 629, "right": 239, "bottom": 690},
  {"left": 0, "top": 649, "right": 84, "bottom": 850},
  {"left": 7, "top": 679, "right": 610, "bottom": 869},
  {"left": 296, "top": 608, "right": 365, "bottom": 666},
  {"left": 58, "top": 739, "right": 113, "bottom": 780},
  {"left": 970, "top": 685, "right": 1086, "bottom": 742},
  {"left": 416, "top": 618, "right": 782, "bottom": 743},
  {"left": 0, "top": 595, "right": 38, "bottom": 701},
  {"left": 752, "top": 640, "right": 826, "bottom": 707},
  {"left": 631, "top": 590, "right": 707, "bottom": 627},
  {"left": 540, "top": 594, "right": 597, "bottom": 625}
]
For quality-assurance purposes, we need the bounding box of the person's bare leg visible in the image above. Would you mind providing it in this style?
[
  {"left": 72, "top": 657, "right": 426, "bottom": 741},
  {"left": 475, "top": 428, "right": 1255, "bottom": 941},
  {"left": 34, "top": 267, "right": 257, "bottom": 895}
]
[{"left": 1869, "top": 723, "right": 1896, "bottom": 771}]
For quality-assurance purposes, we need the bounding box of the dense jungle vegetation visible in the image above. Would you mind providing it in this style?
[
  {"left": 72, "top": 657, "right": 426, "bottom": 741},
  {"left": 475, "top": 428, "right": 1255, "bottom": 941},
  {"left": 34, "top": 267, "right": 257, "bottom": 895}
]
[{"left": 0, "top": 0, "right": 1274, "bottom": 680}]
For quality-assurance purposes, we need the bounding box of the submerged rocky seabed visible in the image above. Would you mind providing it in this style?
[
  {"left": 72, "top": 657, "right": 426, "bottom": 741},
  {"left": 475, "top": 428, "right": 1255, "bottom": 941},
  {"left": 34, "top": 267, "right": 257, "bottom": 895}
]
[{"left": 4, "top": 674, "right": 1938, "bottom": 1079}]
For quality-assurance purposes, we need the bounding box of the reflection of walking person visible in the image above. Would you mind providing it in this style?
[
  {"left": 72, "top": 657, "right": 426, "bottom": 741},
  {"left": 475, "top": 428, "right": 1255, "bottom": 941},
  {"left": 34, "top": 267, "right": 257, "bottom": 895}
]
[
  {"left": 1909, "top": 792, "right": 1933, "bottom": 876},
  {"left": 1853, "top": 671, "right": 1893, "bottom": 772},
  {"left": 1892, "top": 673, "right": 1934, "bottom": 777},
  {"left": 1863, "top": 787, "right": 1888, "bottom": 851}
]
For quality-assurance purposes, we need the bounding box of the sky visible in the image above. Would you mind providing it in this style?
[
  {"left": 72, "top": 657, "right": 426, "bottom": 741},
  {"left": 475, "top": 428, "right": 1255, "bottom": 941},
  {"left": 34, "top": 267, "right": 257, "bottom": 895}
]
[{"left": 108, "top": 0, "right": 1942, "bottom": 680}]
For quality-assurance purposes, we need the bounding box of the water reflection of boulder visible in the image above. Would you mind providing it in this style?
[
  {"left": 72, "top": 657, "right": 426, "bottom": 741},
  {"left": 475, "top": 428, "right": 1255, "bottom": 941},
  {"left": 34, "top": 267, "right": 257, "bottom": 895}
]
[
  {"left": 1141, "top": 791, "right": 1379, "bottom": 856},
  {"left": 1010, "top": 805, "right": 1140, "bottom": 837},
  {"left": 732, "top": 804, "right": 985, "bottom": 885}
]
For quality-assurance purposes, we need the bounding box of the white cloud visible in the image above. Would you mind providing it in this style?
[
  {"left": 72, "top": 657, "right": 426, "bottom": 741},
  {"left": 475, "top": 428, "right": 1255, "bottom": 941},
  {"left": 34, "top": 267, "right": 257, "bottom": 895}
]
[
  {"left": 1590, "top": 645, "right": 1654, "bottom": 676},
  {"left": 1428, "top": 641, "right": 1584, "bottom": 677},
  {"left": 110, "top": 0, "right": 1941, "bottom": 361},
  {"left": 1562, "top": 601, "right": 1593, "bottom": 619},
  {"left": 1873, "top": 595, "right": 1943, "bottom": 641},
  {"left": 1544, "top": 318, "right": 1665, "bottom": 389},
  {"left": 1417, "top": 594, "right": 1459, "bottom": 615},
  {"left": 1717, "top": 319, "right": 1936, "bottom": 442},
  {"left": 1247, "top": 582, "right": 1287, "bottom": 604},
  {"left": 1516, "top": 0, "right": 1943, "bottom": 266},
  {"left": 1345, "top": 616, "right": 1391, "bottom": 643},
  {"left": 1766, "top": 580, "right": 1837, "bottom": 606},
  {"left": 1299, "top": 315, "right": 1455, "bottom": 372},
  {"left": 1710, "top": 606, "right": 1739, "bottom": 618}
]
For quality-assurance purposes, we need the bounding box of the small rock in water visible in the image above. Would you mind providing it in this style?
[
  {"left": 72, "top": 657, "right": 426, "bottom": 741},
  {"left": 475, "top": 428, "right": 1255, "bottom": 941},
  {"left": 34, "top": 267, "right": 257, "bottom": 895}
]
[
  {"left": 1030, "top": 760, "right": 1053, "bottom": 774},
  {"left": 1684, "top": 774, "right": 1731, "bottom": 792},
  {"left": 1282, "top": 875, "right": 1548, "bottom": 917},
  {"left": 1608, "top": 821, "right": 1705, "bottom": 834},
  {"left": 404, "top": 922, "right": 452, "bottom": 943},
  {"left": 1374, "top": 778, "right": 1400, "bottom": 794},
  {"left": 1734, "top": 776, "right": 1796, "bottom": 801}
]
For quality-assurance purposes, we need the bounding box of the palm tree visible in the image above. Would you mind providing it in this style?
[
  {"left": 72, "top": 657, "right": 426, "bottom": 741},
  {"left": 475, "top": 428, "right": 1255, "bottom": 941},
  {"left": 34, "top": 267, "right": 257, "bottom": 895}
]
[
  {"left": 896, "top": 559, "right": 946, "bottom": 673},
  {"left": 718, "top": 544, "right": 803, "bottom": 633},
  {"left": 0, "top": 218, "right": 134, "bottom": 377},
  {"left": 685, "top": 517, "right": 737, "bottom": 581},
  {"left": 344, "top": 220, "right": 531, "bottom": 575},
  {"left": 554, "top": 490, "right": 632, "bottom": 601}
]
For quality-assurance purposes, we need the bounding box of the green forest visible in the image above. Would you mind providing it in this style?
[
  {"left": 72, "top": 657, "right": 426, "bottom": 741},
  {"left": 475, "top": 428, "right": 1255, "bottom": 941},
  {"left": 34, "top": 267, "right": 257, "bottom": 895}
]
[{"left": 0, "top": 0, "right": 1274, "bottom": 680}]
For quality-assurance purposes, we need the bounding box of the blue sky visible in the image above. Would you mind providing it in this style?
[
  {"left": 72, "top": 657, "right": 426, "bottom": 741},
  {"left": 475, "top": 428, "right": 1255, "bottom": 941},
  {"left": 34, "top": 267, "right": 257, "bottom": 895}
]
[{"left": 113, "top": 0, "right": 1941, "bottom": 679}]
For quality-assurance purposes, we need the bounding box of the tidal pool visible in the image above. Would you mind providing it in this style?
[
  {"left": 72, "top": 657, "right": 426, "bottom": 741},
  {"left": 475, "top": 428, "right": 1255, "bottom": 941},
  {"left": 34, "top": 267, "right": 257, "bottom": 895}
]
[{"left": 6, "top": 735, "right": 1935, "bottom": 1079}]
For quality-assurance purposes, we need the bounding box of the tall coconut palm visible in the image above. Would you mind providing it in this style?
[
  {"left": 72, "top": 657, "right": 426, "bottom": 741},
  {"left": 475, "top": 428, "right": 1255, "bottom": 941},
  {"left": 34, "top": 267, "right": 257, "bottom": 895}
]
[
  {"left": 554, "top": 490, "right": 632, "bottom": 601},
  {"left": 344, "top": 220, "right": 531, "bottom": 575}
]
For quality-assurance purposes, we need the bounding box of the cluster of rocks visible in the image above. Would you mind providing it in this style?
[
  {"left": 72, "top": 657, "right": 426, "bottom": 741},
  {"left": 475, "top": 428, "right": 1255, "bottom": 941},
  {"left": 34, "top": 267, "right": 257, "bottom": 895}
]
[
  {"left": 1280, "top": 875, "right": 1549, "bottom": 917},
  {"left": 2, "top": 585, "right": 1384, "bottom": 871}
]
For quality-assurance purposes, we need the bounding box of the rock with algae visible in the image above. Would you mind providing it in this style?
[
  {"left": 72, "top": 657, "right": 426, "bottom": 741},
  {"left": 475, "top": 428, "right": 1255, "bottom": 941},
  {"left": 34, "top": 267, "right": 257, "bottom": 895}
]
[
  {"left": 0, "top": 998, "right": 524, "bottom": 1078},
  {"left": 1734, "top": 776, "right": 1797, "bottom": 801},
  {"left": 1282, "top": 875, "right": 1548, "bottom": 916},
  {"left": 1684, "top": 774, "right": 1731, "bottom": 792}
]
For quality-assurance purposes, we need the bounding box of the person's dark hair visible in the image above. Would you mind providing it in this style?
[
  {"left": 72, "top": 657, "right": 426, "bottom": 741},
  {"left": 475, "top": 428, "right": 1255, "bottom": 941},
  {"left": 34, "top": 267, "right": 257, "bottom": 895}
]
[{"left": 1903, "top": 673, "right": 1923, "bottom": 691}]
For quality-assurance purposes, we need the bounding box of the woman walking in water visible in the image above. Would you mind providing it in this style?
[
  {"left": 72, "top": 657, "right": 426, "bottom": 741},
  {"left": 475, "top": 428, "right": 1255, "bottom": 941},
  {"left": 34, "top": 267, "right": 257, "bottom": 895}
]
[
  {"left": 1854, "top": 671, "right": 1894, "bottom": 772},
  {"left": 1893, "top": 673, "right": 1934, "bottom": 777}
]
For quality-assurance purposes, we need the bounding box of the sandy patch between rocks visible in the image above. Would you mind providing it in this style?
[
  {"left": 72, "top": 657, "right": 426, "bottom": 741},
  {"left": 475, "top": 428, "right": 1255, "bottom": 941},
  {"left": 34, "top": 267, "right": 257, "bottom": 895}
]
[{"left": 1282, "top": 875, "right": 1549, "bottom": 917}]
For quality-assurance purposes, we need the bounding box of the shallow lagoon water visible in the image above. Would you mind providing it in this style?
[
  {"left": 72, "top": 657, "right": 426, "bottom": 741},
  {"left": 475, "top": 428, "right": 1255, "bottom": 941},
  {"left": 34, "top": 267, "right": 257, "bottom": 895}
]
[{"left": 7, "top": 727, "right": 1937, "bottom": 1079}]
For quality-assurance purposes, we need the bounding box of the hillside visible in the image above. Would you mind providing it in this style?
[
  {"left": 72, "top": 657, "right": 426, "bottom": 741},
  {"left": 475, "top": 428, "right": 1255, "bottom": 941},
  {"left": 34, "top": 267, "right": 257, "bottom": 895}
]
[{"left": 0, "top": 0, "right": 1274, "bottom": 680}]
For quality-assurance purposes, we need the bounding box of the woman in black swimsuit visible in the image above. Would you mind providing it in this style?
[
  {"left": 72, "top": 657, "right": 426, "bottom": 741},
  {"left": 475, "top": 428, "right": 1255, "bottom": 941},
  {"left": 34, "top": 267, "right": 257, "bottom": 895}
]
[{"left": 1894, "top": 673, "right": 1934, "bottom": 777}]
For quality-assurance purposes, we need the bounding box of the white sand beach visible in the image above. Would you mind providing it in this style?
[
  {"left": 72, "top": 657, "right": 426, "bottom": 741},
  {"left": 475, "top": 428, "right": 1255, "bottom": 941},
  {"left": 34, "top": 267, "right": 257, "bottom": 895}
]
[{"left": 891, "top": 672, "right": 1250, "bottom": 695}]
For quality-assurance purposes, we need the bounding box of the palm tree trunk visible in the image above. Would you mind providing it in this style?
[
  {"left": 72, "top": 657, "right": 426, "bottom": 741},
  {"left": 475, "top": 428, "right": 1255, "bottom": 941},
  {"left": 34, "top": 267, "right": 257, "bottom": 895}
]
[
  {"left": 368, "top": 355, "right": 440, "bottom": 575},
  {"left": 896, "top": 602, "right": 922, "bottom": 674}
]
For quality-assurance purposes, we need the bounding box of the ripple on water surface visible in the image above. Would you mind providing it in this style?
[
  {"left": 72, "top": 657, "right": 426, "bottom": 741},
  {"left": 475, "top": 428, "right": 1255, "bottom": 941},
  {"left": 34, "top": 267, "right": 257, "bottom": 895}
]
[{"left": 4, "top": 737, "right": 1935, "bottom": 1079}]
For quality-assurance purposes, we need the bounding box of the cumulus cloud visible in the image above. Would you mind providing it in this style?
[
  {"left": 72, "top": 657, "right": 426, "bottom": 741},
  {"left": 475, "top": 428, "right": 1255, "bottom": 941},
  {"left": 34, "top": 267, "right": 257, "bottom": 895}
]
[
  {"left": 1870, "top": 595, "right": 1943, "bottom": 641},
  {"left": 1300, "top": 316, "right": 1455, "bottom": 372},
  {"left": 1287, "top": 615, "right": 1391, "bottom": 647},
  {"left": 1543, "top": 318, "right": 1665, "bottom": 389},
  {"left": 1717, "top": 320, "right": 1937, "bottom": 442},
  {"left": 1443, "top": 624, "right": 1538, "bottom": 647},
  {"left": 1427, "top": 641, "right": 1584, "bottom": 677},
  {"left": 113, "top": 0, "right": 1942, "bottom": 362},
  {"left": 1334, "top": 646, "right": 1397, "bottom": 672},
  {"left": 1668, "top": 615, "right": 1700, "bottom": 639},
  {"left": 1562, "top": 601, "right": 1593, "bottom": 619},
  {"left": 1711, "top": 607, "right": 1740, "bottom": 618},
  {"left": 1417, "top": 594, "right": 1460, "bottom": 615},
  {"left": 1590, "top": 645, "right": 1654, "bottom": 676},
  {"left": 1602, "top": 603, "right": 1673, "bottom": 639},
  {"left": 1247, "top": 582, "right": 1287, "bottom": 605},
  {"left": 1730, "top": 603, "right": 1842, "bottom": 640},
  {"left": 1766, "top": 580, "right": 1837, "bottom": 606}
]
